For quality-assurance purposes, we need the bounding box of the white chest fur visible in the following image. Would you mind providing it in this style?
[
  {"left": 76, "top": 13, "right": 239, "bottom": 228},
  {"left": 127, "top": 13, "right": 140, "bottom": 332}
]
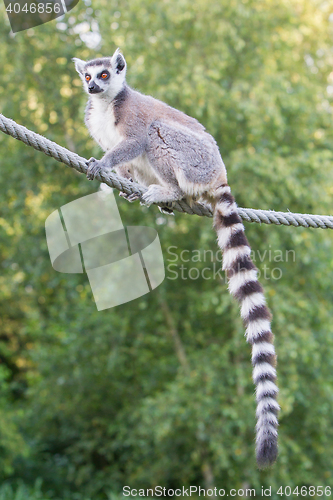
[{"left": 85, "top": 97, "right": 124, "bottom": 152}]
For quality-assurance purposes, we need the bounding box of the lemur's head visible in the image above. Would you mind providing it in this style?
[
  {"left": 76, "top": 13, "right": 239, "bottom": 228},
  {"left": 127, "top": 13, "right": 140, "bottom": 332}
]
[{"left": 73, "top": 49, "right": 126, "bottom": 98}]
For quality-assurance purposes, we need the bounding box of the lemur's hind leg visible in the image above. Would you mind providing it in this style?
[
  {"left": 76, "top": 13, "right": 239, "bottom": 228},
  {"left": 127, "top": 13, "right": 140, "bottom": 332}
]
[{"left": 147, "top": 121, "right": 224, "bottom": 189}]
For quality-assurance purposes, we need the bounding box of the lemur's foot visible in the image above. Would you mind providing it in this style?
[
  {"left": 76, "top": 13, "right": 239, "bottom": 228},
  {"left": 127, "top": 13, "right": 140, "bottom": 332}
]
[
  {"left": 142, "top": 185, "right": 182, "bottom": 206},
  {"left": 119, "top": 191, "right": 141, "bottom": 202},
  {"left": 158, "top": 203, "right": 175, "bottom": 215},
  {"left": 86, "top": 157, "right": 102, "bottom": 181}
]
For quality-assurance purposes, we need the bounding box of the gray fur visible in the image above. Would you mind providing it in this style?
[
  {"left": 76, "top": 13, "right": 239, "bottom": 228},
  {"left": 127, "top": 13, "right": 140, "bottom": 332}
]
[{"left": 74, "top": 50, "right": 279, "bottom": 468}]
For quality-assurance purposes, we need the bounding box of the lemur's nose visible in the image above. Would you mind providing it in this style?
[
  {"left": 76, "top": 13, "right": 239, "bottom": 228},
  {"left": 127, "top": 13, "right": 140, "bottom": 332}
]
[{"left": 88, "top": 82, "right": 102, "bottom": 94}]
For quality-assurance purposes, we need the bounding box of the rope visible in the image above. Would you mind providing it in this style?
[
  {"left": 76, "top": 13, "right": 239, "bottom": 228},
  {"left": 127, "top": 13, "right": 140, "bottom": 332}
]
[{"left": 1, "top": 113, "right": 333, "bottom": 229}]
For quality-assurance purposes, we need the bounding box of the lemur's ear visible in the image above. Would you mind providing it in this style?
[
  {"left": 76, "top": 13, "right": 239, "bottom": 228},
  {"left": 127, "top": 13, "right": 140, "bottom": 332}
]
[
  {"left": 72, "top": 58, "right": 86, "bottom": 75},
  {"left": 111, "top": 49, "right": 126, "bottom": 74}
]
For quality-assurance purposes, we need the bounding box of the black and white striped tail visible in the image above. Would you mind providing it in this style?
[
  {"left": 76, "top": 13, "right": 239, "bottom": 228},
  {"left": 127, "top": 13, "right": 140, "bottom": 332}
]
[{"left": 213, "top": 184, "right": 279, "bottom": 468}]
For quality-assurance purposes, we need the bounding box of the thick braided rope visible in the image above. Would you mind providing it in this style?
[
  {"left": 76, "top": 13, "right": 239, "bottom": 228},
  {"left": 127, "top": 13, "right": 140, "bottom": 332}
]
[{"left": 1, "top": 113, "right": 333, "bottom": 229}]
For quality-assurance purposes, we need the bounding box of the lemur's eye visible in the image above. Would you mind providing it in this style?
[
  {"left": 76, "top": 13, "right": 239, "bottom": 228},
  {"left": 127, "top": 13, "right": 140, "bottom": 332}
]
[
  {"left": 85, "top": 74, "right": 91, "bottom": 81},
  {"left": 101, "top": 72, "right": 108, "bottom": 79}
]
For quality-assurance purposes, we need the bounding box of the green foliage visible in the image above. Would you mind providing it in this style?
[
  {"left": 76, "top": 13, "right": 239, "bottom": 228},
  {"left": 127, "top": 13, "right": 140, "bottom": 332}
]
[
  {"left": 0, "top": 480, "right": 57, "bottom": 500},
  {"left": 1, "top": 0, "right": 333, "bottom": 497},
  {"left": 0, "top": 480, "right": 126, "bottom": 500}
]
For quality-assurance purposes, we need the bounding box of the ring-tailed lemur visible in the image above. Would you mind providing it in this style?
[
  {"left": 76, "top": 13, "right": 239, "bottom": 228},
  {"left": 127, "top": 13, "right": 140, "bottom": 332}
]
[{"left": 73, "top": 49, "right": 279, "bottom": 468}]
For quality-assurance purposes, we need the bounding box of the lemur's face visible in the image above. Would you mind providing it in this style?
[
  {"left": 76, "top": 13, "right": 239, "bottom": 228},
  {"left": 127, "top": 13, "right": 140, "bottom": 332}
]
[
  {"left": 83, "top": 62, "right": 111, "bottom": 95},
  {"left": 73, "top": 50, "right": 126, "bottom": 98}
]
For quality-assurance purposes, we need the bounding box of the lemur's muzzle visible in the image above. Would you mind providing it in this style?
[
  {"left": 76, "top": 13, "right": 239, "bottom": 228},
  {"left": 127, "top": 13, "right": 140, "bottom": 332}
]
[{"left": 88, "top": 82, "right": 103, "bottom": 94}]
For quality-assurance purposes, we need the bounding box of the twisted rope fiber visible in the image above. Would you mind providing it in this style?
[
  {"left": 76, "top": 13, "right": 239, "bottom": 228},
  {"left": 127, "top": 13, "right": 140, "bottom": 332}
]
[{"left": 1, "top": 113, "right": 333, "bottom": 229}]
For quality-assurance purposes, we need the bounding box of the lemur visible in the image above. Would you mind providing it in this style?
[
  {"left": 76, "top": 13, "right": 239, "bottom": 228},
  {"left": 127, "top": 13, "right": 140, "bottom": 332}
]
[{"left": 73, "top": 49, "right": 279, "bottom": 468}]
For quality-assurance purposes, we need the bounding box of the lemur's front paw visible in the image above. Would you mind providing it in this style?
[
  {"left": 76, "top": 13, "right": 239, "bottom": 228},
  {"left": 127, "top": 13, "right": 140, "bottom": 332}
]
[
  {"left": 119, "top": 191, "right": 141, "bottom": 202},
  {"left": 86, "top": 157, "right": 102, "bottom": 181}
]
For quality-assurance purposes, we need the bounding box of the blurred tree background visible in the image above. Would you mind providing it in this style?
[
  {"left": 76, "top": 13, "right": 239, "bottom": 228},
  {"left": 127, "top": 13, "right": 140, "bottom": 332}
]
[{"left": 1, "top": 0, "right": 333, "bottom": 498}]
